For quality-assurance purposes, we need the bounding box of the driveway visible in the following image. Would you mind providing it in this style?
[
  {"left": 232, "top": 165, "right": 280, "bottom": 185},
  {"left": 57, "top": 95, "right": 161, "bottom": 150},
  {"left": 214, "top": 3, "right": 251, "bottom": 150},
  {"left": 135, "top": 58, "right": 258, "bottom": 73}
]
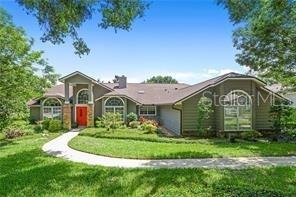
[{"left": 42, "top": 130, "right": 296, "bottom": 169}]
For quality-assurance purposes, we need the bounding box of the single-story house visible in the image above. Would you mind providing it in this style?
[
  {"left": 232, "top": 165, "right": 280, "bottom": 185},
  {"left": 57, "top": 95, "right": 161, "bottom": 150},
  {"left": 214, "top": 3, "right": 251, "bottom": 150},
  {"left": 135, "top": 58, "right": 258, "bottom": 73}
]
[{"left": 29, "top": 71, "right": 285, "bottom": 136}]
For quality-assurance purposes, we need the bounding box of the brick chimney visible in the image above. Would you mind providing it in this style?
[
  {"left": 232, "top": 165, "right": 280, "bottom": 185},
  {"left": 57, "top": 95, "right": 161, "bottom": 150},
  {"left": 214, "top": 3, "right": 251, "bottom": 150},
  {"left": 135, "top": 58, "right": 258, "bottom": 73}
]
[{"left": 115, "top": 75, "right": 127, "bottom": 88}]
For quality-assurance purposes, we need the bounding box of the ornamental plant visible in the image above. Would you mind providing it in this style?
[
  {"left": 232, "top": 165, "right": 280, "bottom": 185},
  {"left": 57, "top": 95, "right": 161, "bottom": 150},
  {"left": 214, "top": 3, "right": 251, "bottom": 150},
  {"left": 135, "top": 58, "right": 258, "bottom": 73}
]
[
  {"left": 102, "top": 112, "right": 123, "bottom": 132},
  {"left": 196, "top": 96, "right": 213, "bottom": 136}
]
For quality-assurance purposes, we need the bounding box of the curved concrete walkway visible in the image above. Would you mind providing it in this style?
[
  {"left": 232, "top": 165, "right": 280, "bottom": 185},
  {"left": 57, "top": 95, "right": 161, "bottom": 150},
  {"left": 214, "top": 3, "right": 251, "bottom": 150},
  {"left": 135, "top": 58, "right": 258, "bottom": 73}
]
[{"left": 42, "top": 130, "right": 296, "bottom": 169}]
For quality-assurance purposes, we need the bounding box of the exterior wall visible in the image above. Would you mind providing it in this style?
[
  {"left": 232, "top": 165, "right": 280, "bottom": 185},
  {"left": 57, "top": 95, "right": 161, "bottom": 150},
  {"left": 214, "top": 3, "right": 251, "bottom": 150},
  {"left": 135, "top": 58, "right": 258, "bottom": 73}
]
[
  {"left": 255, "top": 88, "right": 273, "bottom": 130},
  {"left": 181, "top": 79, "right": 274, "bottom": 135},
  {"left": 182, "top": 90, "right": 215, "bottom": 136},
  {"left": 94, "top": 99, "right": 103, "bottom": 118},
  {"left": 30, "top": 107, "right": 41, "bottom": 121},
  {"left": 63, "top": 104, "right": 71, "bottom": 129},
  {"left": 213, "top": 80, "right": 255, "bottom": 132},
  {"left": 73, "top": 82, "right": 110, "bottom": 125},
  {"left": 159, "top": 105, "right": 181, "bottom": 135},
  {"left": 127, "top": 100, "right": 137, "bottom": 114}
]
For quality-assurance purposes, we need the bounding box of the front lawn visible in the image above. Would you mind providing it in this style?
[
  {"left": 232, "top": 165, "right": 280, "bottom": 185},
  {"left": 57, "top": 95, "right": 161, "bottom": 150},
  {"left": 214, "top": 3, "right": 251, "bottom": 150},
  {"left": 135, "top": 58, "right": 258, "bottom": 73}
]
[
  {"left": 0, "top": 134, "right": 296, "bottom": 196},
  {"left": 69, "top": 128, "right": 296, "bottom": 159}
]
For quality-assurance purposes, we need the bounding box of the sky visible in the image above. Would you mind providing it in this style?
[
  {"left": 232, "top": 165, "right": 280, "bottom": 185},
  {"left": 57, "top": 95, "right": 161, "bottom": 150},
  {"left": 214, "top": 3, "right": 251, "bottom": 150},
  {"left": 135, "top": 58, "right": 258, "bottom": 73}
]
[{"left": 0, "top": 0, "right": 247, "bottom": 84}]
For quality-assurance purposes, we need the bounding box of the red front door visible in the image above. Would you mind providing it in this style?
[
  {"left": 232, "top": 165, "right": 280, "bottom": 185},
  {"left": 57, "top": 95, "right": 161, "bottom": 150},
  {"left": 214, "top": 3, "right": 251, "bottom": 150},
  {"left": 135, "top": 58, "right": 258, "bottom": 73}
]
[{"left": 76, "top": 106, "right": 87, "bottom": 126}]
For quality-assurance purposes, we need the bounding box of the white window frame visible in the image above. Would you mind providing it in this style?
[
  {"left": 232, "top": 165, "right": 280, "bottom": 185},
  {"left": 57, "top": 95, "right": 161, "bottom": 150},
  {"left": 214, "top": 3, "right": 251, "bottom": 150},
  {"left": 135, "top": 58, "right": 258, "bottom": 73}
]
[
  {"left": 76, "top": 88, "right": 90, "bottom": 104},
  {"left": 104, "top": 97, "right": 125, "bottom": 119},
  {"left": 42, "top": 97, "right": 62, "bottom": 120},
  {"left": 139, "top": 105, "right": 157, "bottom": 116},
  {"left": 224, "top": 90, "right": 252, "bottom": 131}
]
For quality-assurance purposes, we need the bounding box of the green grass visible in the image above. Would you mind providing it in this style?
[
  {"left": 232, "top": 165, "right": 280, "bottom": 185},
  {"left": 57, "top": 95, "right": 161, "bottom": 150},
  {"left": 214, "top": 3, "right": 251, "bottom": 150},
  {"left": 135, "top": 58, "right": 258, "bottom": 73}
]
[
  {"left": 0, "top": 134, "right": 296, "bottom": 196},
  {"left": 69, "top": 128, "right": 296, "bottom": 159}
]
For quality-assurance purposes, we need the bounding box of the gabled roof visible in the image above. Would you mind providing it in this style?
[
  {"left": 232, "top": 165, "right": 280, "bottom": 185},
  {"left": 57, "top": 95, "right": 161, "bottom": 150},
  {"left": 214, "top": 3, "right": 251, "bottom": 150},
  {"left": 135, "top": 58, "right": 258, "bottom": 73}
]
[
  {"left": 59, "top": 71, "right": 97, "bottom": 83},
  {"left": 34, "top": 72, "right": 280, "bottom": 106},
  {"left": 28, "top": 84, "right": 73, "bottom": 106},
  {"left": 98, "top": 72, "right": 267, "bottom": 105},
  {"left": 59, "top": 71, "right": 113, "bottom": 91}
]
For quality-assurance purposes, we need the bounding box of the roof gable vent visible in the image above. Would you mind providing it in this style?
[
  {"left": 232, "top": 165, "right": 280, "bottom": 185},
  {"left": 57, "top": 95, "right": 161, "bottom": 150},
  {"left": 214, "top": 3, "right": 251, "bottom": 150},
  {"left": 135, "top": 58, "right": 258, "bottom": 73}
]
[{"left": 138, "top": 90, "right": 145, "bottom": 94}]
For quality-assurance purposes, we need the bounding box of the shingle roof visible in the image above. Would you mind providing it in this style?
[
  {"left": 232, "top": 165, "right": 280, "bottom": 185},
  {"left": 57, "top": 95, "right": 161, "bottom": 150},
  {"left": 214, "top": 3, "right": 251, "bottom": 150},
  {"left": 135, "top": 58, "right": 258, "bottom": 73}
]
[
  {"left": 28, "top": 84, "right": 73, "bottom": 106},
  {"left": 101, "top": 72, "right": 264, "bottom": 105},
  {"left": 102, "top": 83, "right": 189, "bottom": 105},
  {"left": 33, "top": 72, "right": 267, "bottom": 106}
]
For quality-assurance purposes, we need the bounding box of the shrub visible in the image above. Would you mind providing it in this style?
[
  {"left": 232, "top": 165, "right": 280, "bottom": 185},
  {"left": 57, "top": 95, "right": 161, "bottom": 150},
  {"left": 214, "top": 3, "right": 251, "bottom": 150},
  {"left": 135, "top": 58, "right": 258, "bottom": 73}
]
[
  {"left": 42, "top": 119, "right": 51, "bottom": 130},
  {"left": 139, "top": 117, "right": 159, "bottom": 126},
  {"left": 0, "top": 133, "right": 5, "bottom": 141},
  {"left": 48, "top": 120, "right": 62, "bottom": 132},
  {"left": 95, "top": 117, "right": 105, "bottom": 128},
  {"left": 5, "top": 130, "right": 24, "bottom": 139},
  {"left": 196, "top": 96, "right": 213, "bottom": 135},
  {"left": 129, "top": 121, "right": 140, "bottom": 128},
  {"left": 240, "top": 130, "right": 262, "bottom": 141},
  {"left": 140, "top": 123, "right": 157, "bottom": 133},
  {"left": 34, "top": 124, "right": 44, "bottom": 133},
  {"left": 101, "top": 112, "right": 123, "bottom": 131},
  {"left": 126, "top": 112, "right": 138, "bottom": 123}
]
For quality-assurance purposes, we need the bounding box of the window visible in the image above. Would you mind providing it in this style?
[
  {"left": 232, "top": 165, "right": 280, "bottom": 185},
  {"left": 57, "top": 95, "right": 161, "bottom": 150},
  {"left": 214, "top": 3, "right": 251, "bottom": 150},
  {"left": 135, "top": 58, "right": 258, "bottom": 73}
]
[
  {"left": 42, "top": 98, "right": 62, "bottom": 120},
  {"left": 139, "top": 106, "right": 156, "bottom": 116},
  {"left": 104, "top": 97, "right": 125, "bottom": 119},
  {"left": 77, "top": 89, "right": 89, "bottom": 104},
  {"left": 224, "top": 90, "right": 252, "bottom": 131}
]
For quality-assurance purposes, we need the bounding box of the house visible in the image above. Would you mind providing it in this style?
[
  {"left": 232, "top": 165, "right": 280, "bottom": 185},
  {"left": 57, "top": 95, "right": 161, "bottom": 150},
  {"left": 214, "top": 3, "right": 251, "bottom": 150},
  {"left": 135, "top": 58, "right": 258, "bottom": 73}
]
[
  {"left": 29, "top": 71, "right": 285, "bottom": 136},
  {"left": 267, "top": 84, "right": 296, "bottom": 107}
]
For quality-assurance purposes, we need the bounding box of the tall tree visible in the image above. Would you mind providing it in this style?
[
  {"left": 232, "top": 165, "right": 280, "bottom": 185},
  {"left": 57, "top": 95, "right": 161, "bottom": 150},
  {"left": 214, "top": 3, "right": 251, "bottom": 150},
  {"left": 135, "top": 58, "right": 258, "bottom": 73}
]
[
  {"left": 144, "top": 76, "right": 178, "bottom": 84},
  {"left": 218, "top": 0, "right": 296, "bottom": 88},
  {"left": 17, "top": 0, "right": 149, "bottom": 56},
  {"left": 0, "top": 8, "right": 59, "bottom": 131}
]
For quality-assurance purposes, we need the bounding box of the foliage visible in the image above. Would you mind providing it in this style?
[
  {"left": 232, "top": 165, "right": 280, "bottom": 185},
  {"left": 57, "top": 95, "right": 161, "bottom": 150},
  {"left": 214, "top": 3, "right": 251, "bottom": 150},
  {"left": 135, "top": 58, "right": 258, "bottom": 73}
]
[
  {"left": 218, "top": 0, "right": 296, "bottom": 87},
  {"left": 128, "top": 121, "right": 140, "bottom": 129},
  {"left": 139, "top": 117, "right": 159, "bottom": 127},
  {"left": 0, "top": 8, "right": 59, "bottom": 132},
  {"left": 48, "top": 120, "right": 63, "bottom": 132},
  {"left": 34, "top": 123, "right": 44, "bottom": 133},
  {"left": 270, "top": 100, "right": 295, "bottom": 132},
  {"left": 41, "top": 119, "right": 51, "bottom": 130},
  {"left": 126, "top": 112, "right": 138, "bottom": 123},
  {"left": 17, "top": 0, "right": 149, "bottom": 56},
  {"left": 5, "top": 130, "right": 24, "bottom": 139},
  {"left": 95, "top": 117, "right": 105, "bottom": 128},
  {"left": 196, "top": 96, "right": 213, "bottom": 135},
  {"left": 240, "top": 130, "right": 262, "bottom": 141},
  {"left": 101, "top": 112, "right": 123, "bottom": 131},
  {"left": 0, "top": 132, "right": 5, "bottom": 141},
  {"left": 3, "top": 120, "right": 35, "bottom": 135},
  {"left": 212, "top": 185, "right": 288, "bottom": 197},
  {"left": 140, "top": 123, "right": 157, "bottom": 133},
  {"left": 144, "top": 75, "right": 178, "bottom": 84}
]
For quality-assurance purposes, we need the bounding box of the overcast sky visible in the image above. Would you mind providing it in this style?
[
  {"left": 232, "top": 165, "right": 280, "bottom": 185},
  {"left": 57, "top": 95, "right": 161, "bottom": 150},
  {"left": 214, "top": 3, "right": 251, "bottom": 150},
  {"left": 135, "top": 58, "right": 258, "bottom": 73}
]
[{"left": 1, "top": 0, "right": 247, "bottom": 84}]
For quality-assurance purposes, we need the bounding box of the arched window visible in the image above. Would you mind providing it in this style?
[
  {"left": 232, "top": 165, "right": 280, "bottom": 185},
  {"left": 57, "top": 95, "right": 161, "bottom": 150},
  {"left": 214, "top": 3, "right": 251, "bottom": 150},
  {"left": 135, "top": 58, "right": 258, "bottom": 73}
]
[
  {"left": 104, "top": 97, "right": 124, "bottom": 119},
  {"left": 224, "top": 90, "right": 252, "bottom": 131},
  {"left": 77, "top": 89, "right": 89, "bottom": 104},
  {"left": 43, "top": 98, "right": 62, "bottom": 120}
]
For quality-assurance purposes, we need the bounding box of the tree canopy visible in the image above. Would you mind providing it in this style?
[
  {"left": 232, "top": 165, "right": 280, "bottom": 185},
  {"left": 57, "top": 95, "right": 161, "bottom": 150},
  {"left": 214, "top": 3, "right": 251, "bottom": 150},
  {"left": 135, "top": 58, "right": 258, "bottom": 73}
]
[
  {"left": 16, "top": 0, "right": 149, "bottom": 56},
  {"left": 0, "top": 8, "right": 59, "bottom": 131},
  {"left": 218, "top": 0, "right": 296, "bottom": 88},
  {"left": 144, "top": 76, "right": 178, "bottom": 84}
]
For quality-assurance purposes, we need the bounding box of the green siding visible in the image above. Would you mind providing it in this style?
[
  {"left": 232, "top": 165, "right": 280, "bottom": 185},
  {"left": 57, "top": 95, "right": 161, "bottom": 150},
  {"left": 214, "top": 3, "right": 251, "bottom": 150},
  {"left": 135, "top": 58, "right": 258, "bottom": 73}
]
[
  {"left": 127, "top": 100, "right": 137, "bottom": 114},
  {"left": 30, "top": 107, "right": 40, "bottom": 121},
  {"left": 255, "top": 89, "right": 273, "bottom": 130},
  {"left": 182, "top": 91, "right": 215, "bottom": 136},
  {"left": 181, "top": 79, "right": 275, "bottom": 135}
]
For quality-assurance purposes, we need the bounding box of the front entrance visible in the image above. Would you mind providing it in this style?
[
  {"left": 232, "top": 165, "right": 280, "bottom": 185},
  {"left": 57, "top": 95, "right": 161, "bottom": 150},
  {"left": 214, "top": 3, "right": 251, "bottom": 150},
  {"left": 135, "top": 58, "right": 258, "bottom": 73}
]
[{"left": 76, "top": 106, "right": 87, "bottom": 126}]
